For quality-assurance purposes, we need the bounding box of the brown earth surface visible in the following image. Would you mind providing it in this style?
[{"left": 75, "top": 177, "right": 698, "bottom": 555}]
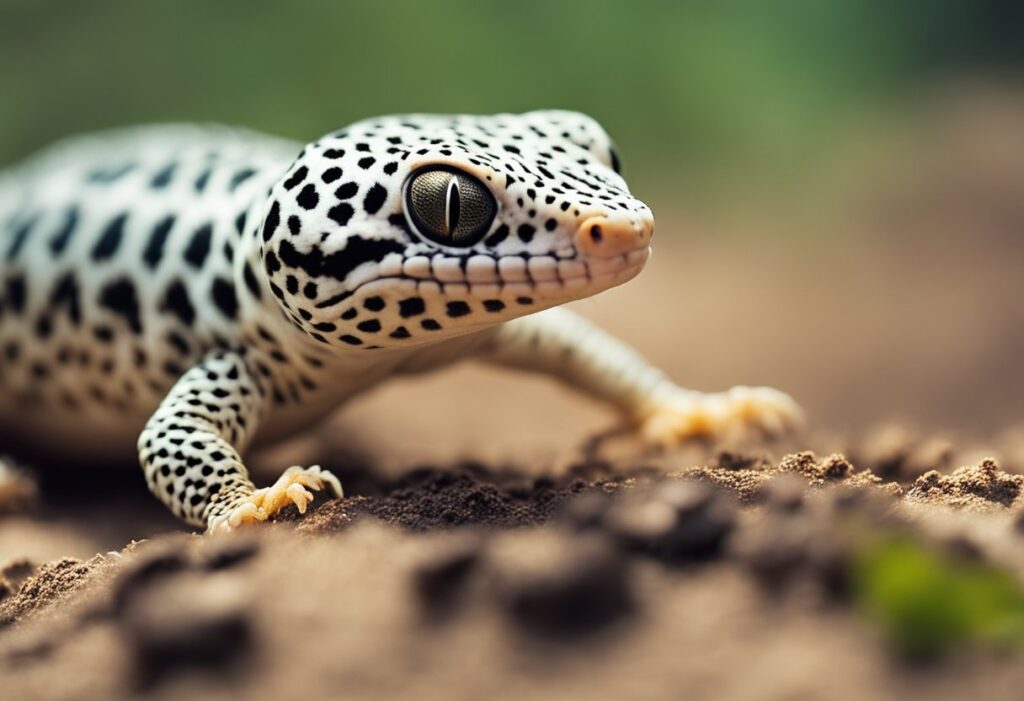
[{"left": 3, "top": 96, "right": 1024, "bottom": 699}]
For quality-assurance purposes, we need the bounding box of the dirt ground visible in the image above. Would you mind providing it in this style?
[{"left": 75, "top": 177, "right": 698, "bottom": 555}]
[{"left": 3, "top": 94, "right": 1024, "bottom": 700}]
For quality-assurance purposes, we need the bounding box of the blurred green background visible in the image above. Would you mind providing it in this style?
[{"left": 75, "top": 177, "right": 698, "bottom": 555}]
[{"left": 1, "top": 0, "right": 1021, "bottom": 204}]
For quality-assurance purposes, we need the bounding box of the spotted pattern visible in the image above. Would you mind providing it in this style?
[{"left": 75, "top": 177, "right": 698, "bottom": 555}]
[{"left": 0, "top": 113, "right": 657, "bottom": 529}]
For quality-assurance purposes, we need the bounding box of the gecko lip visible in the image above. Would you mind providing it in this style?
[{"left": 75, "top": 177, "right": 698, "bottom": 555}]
[{"left": 314, "top": 247, "right": 649, "bottom": 310}]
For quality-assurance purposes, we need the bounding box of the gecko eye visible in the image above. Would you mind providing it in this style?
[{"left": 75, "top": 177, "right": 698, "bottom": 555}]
[{"left": 404, "top": 166, "right": 496, "bottom": 247}]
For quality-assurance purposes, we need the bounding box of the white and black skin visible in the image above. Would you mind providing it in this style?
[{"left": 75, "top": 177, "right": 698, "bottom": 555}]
[{"left": 0, "top": 112, "right": 801, "bottom": 531}]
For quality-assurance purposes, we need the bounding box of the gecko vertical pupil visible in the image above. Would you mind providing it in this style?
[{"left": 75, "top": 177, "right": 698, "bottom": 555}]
[{"left": 404, "top": 166, "right": 495, "bottom": 247}]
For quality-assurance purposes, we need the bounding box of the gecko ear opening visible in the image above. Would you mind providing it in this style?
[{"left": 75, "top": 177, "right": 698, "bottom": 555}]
[{"left": 403, "top": 166, "right": 496, "bottom": 247}]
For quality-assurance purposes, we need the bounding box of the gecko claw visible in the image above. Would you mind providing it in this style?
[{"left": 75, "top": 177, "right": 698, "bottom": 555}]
[
  {"left": 207, "top": 465, "right": 344, "bottom": 534},
  {"left": 639, "top": 386, "right": 804, "bottom": 447}
]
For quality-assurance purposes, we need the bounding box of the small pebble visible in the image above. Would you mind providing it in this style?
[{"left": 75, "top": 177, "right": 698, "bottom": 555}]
[
  {"left": 412, "top": 533, "right": 483, "bottom": 610},
  {"left": 605, "top": 481, "right": 735, "bottom": 563},
  {"left": 491, "top": 531, "right": 633, "bottom": 637},
  {"left": 120, "top": 572, "right": 253, "bottom": 688}
]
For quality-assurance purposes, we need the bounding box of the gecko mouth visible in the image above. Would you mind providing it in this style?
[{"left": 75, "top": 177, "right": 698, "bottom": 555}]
[{"left": 314, "top": 246, "right": 650, "bottom": 311}]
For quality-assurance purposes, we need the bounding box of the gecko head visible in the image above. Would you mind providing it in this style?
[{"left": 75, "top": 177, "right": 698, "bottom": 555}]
[{"left": 260, "top": 110, "right": 653, "bottom": 350}]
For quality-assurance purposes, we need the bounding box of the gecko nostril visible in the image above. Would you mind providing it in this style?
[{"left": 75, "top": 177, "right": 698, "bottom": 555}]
[{"left": 590, "top": 225, "right": 603, "bottom": 243}]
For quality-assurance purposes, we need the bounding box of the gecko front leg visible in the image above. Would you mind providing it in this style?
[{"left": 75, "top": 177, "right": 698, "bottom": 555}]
[
  {"left": 137, "top": 349, "right": 341, "bottom": 532},
  {"left": 481, "top": 308, "right": 803, "bottom": 446}
]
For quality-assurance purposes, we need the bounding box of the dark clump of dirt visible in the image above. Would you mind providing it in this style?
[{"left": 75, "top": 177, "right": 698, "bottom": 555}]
[
  {"left": 908, "top": 458, "right": 1024, "bottom": 509},
  {"left": 120, "top": 570, "right": 255, "bottom": 689},
  {"left": 295, "top": 467, "right": 612, "bottom": 533},
  {"left": 597, "top": 480, "right": 736, "bottom": 564},
  {"left": 488, "top": 530, "right": 635, "bottom": 637}
]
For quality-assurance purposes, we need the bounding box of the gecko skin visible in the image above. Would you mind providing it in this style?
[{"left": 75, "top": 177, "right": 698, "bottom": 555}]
[{"left": 0, "top": 112, "right": 801, "bottom": 531}]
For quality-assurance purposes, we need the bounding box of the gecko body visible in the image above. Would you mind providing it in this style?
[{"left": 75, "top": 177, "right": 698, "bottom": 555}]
[{"left": 0, "top": 112, "right": 800, "bottom": 530}]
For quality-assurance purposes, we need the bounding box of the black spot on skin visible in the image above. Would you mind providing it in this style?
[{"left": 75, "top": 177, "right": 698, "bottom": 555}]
[
  {"left": 91, "top": 213, "right": 128, "bottom": 260},
  {"left": 143, "top": 215, "right": 175, "bottom": 269},
  {"left": 93, "top": 325, "right": 114, "bottom": 343},
  {"left": 166, "top": 330, "right": 190, "bottom": 356},
  {"left": 421, "top": 318, "right": 441, "bottom": 330},
  {"left": 323, "top": 148, "right": 345, "bottom": 159},
  {"left": 99, "top": 278, "right": 143, "bottom": 334},
  {"left": 313, "top": 322, "right": 336, "bottom": 332},
  {"left": 184, "top": 223, "right": 213, "bottom": 268},
  {"left": 286, "top": 215, "right": 301, "bottom": 235},
  {"left": 235, "top": 211, "right": 247, "bottom": 235},
  {"left": 334, "top": 182, "right": 359, "bottom": 199},
  {"left": 357, "top": 157, "right": 376, "bottom": 169},
  {"left": 262, "top": 201, "right": 280, "bottom": 241},
  {"left": 327, "top": 203, "right": 354, "bottom": 226},
  {"left": 390, "top": 326, "right": 410, "bottom": 339},
  {"left": 364, "top": 296, "right": 385, "bottom": 311},
  {"left": 264, "top": 251, "right": 281, "bottom": 274},
  {"left": 340, "top": 307, "right": 358, "bottom": 320},
  {"left": 545, "top": 218, "right": 558, "bottom": 231},
  {"left": 517, "top": 224, "right": 536, "bottom": 243},
  {"left": 283, "top": 165, "right": 308, "bottom": 190},
  {"left": 296, "top": 183, "right": 319, "bottom": 210},
  {"left": 229, "top": 168, "right": 256, "bottom": 191},
  {"left": 161, "top": 280, "right": 196, "bottom": 326},
  {"left": 363, "top": 183, "right": 387, "bottom": 215},
  {"left": 276, "top": 236, "right": 404, "bottom": 282},
  {"left": 211, "top": 278, "right": 238, "bottom": 320},
  {"left": 398, "top": 297, "right": 425, "bottom": 317},
  {"left": 150, "top": 163, "right": 177, "bottom": 189},
  {"left": 339, "top": 334, "right": 362, "bottom": 346},
  {"left": 357, "top": 319, "right": 381, "bottom": 333},
  {"left": 243, "top": 262, "right": 262, "bottom": 300},
  {"left": 483, "top": 299, "right": 505, "bottom": 312},
  {"left": 50, "top": 272, "right": 81, "bottom": 325},
  {"left": 286, "top": 275, "right": 299, "bottom": 294},
  {"left": 50, "top": 207, "right": 79, "bottom": 255},
  {"left": 516, "top": 296, "right": 533, "bottom": 305},
  {"left": 322, "top": 167, "right": 342, "bottom": 183},
  {"left": 35, "top": 315, "right": 52, "bottom": 339},
  {"left": 388, "top": 213, "right": 412, "bottom": 235},
  {"left": 194, "top": 167, "right": 213, "bottom": 192},
  {"left": 446, "top": 301, "right": 471, "bottom": 318},
  {"left": 303, "top": 281, "right": 317, "bottom": 299},
  {"left": 485, "top": 223, "right": 509, "bottom": 246}
]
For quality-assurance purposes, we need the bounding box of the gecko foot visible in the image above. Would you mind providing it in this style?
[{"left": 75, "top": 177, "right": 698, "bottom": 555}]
[
  {"left": 639, "top": 386, "right": 804, "bottom": 447},
  {"left": 207, "top": 465, "right": 343, "bottom": 534}
]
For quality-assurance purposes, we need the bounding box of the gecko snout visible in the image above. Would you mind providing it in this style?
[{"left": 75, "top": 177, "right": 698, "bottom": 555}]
[{"left": 575, "top": 214, "right": 653, "bottom": 258}]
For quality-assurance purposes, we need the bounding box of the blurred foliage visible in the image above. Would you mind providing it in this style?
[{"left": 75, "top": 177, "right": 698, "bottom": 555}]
[
  {"left": 0, "top": 0, "right": 1021, "bottom": 197},
  {"left": 853, "top": 536, "right": 1024, "bottom": 660}
]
